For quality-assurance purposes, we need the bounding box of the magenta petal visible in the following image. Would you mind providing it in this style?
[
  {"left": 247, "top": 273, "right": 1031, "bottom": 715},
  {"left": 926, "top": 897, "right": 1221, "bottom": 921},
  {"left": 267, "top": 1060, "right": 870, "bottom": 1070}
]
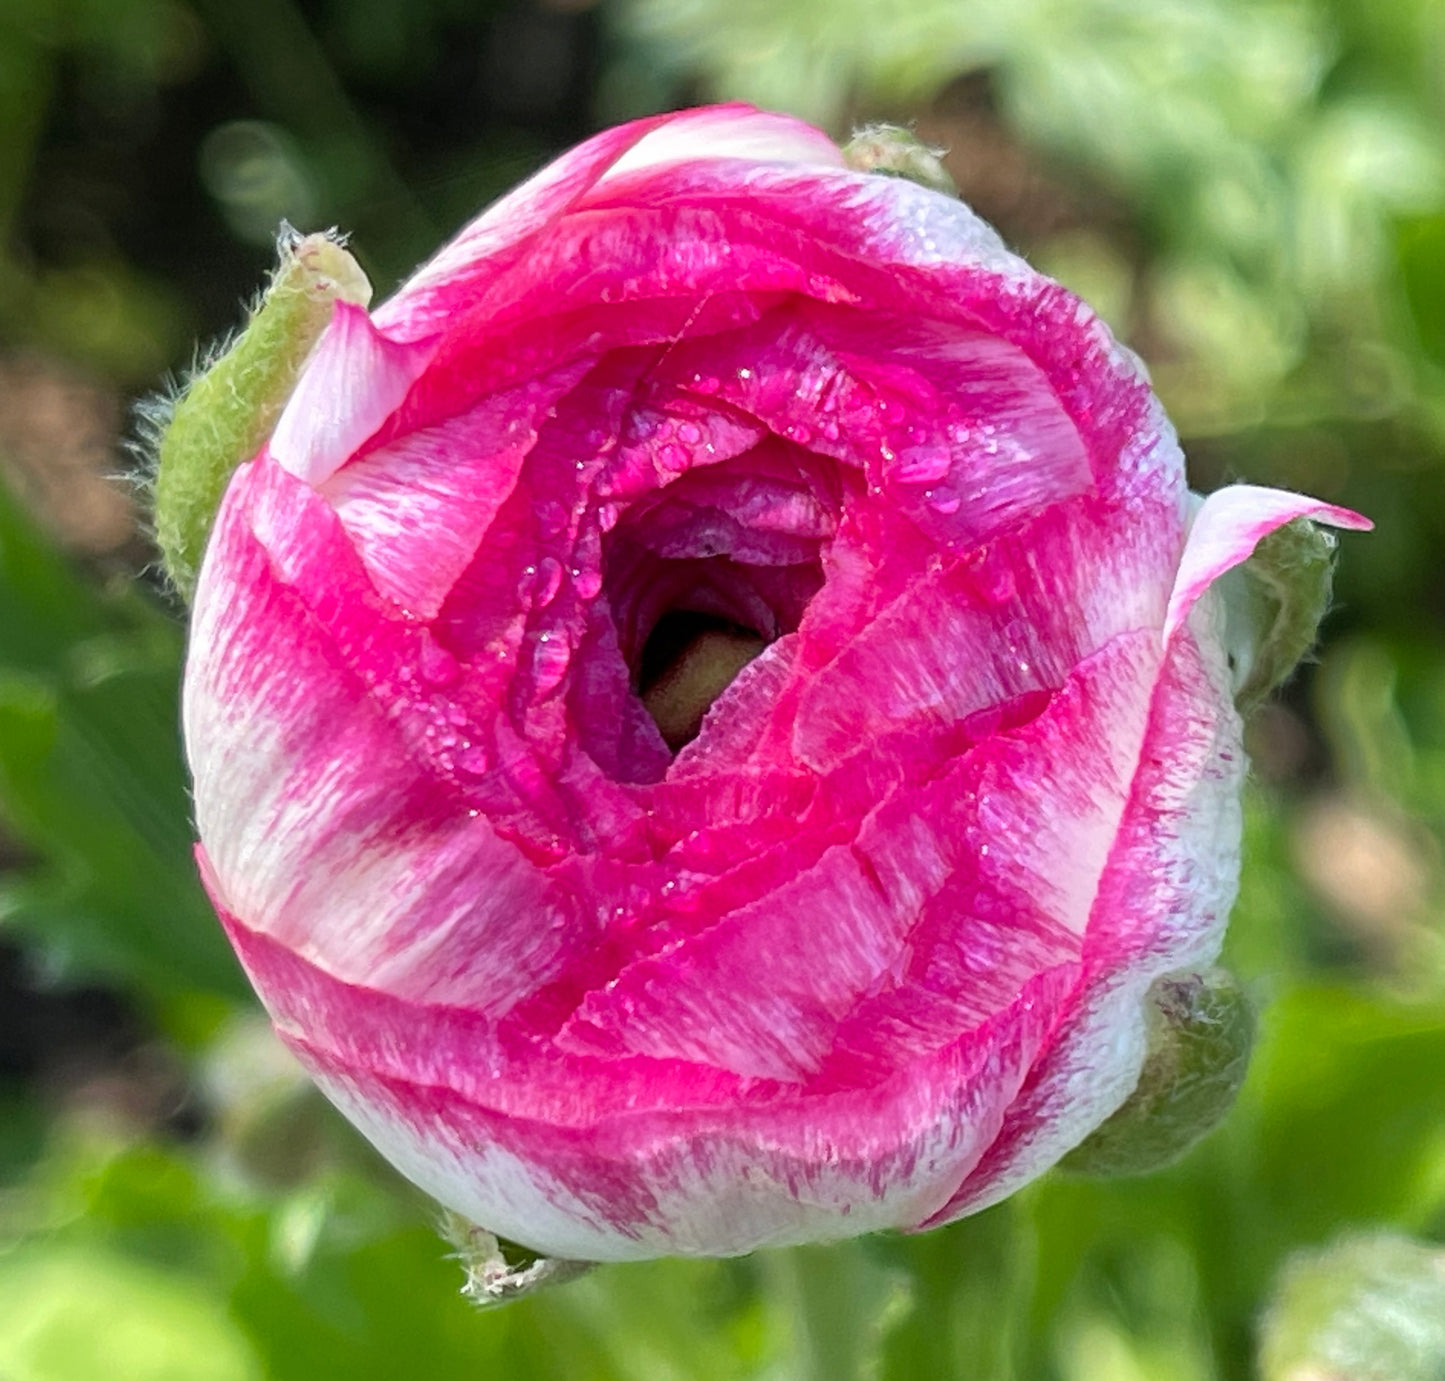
[
  {"left": 1165, "top": 483, "right": 1372, "bottom": 640},
  {"left": 932, "top": 627, "right": 1246, "bottom": 1222},
  {"left": 269, "top": 303, "right": 439, "bottom": 486}
]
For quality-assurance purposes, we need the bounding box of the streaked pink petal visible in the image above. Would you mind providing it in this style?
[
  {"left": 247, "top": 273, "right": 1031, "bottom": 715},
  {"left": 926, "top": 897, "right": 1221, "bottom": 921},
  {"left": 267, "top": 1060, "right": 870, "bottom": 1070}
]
[
  {"left": 269, "top": 302, "right": 438, "bottom": 486},
  {"left": 929, "top": 626, "right": 1244, "bottom": 1222},
  {"left": 1164, "top": 483, "right": 1372, "bottom": 641}
]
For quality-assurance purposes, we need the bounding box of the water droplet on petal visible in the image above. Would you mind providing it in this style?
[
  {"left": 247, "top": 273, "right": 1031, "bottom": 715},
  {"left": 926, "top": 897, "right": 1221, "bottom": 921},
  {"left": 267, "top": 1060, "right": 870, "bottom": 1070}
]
[
  {"left": 893, "top": 440, "right": 952, "bottom": 485},
  {"left": 676, "top": 421, "right": 702, "bottom": 445},
  {"left": 977, "top": 561, "right": 1017, "bottom": 605},
  {"left": 530, "top": 635, "right": 571, "bottom": 695},
  {"left": 573, "top": 566, "right": 602, "bottom": 599}
]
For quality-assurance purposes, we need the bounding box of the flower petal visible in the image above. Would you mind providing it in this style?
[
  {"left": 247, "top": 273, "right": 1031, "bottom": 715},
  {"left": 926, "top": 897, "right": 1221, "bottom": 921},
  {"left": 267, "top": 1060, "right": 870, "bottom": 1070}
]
[
  {"left": 269, "top": 302, "right": 438, "bottom": 487},
  {"left": 928, "top": 623, "right": 1245, "bottom": 1222},
  {"left": 1164, "top": 484, "right": 1372, "bottom": 642}
]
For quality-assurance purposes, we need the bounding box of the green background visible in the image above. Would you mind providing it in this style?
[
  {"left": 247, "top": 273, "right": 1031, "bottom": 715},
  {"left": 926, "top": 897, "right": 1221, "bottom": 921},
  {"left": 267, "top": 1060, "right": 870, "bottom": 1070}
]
[{"left": 0, "top": 0, "right": 1441, "bottom": 1375}]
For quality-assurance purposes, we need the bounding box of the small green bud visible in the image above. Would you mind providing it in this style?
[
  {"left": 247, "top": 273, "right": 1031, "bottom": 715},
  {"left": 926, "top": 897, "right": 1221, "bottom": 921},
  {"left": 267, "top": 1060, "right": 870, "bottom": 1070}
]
[
  {"left": 842, "top": 124, "right": 958, "bottom": 197},
  {"left": 150, "top": 229, "right": 371, "bottom": 601},
  {"left": 1220, "top": 516, "right": 1339, "bottom": 713},
  {"left": 1061, "top": 969, "right": 1255, "bottom": 1178},
  {"left": 1259, "top": 1233, "right": 1445, "bottom": 1381}
]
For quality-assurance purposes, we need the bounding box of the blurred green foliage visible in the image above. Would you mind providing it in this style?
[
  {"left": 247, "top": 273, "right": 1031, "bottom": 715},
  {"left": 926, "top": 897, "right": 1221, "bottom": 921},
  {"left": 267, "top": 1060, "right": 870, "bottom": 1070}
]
[{"left": 0, "top": 0, "right": 1442, "bottom": 1377}]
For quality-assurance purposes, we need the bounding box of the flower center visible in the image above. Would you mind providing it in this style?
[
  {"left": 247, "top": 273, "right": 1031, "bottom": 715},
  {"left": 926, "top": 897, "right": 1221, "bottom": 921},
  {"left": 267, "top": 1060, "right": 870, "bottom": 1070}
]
[
  {"left": 636, "top": 611, "right": 769, "bottom": 750},
  {"left": 599, "top": 465, "right": 833, "bottom": 767}
]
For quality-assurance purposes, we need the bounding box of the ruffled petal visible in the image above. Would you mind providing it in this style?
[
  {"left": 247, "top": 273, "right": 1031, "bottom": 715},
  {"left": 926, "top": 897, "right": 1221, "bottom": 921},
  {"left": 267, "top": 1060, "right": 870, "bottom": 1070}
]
[
  {"left": 928, "top": 621, "right": 1245, "bottom": 1222},
  {"left": 375, "top": 105, "right": 840, "bottom": 342},
  {"left": 186, "top": 459, "right": 582, "bottom": 1011}
]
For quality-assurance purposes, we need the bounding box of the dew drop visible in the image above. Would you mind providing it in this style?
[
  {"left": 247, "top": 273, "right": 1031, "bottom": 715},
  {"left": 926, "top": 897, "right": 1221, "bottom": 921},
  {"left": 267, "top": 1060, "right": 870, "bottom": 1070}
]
[
  {"left": 677, "top": 421, "right": 702, "bottom": 445},
  {"left": 573, "top": 566, "right": 603, "bottom": 599},
  {"left": 928, "top": 486, "right": 961, "bottom": 515},
  {"left": 893, "top": 441, "right": 952, "bottom": 485},
  {"left": 977, "top": 562, "right": 1017, "bottom": 606},
  {"left": 737, "top": 367, "right": 753, "bottom": 381},
  {"left": 530, "top": 635, "right": 571, "bottom": 695}
]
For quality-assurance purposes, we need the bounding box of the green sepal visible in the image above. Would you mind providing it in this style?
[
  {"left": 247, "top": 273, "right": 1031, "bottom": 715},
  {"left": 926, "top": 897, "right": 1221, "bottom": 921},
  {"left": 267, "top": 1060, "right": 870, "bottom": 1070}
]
[
  {"left": 1061, "top": 968, "right": 1255, "bottom": 1178},
  {"left": 149, "top": 230, "right": 371, "bottom": 602},
  {"left": 440, "top": 1216, "right": 593, "bottom": 1309},
  {"left": 1220, "top": 516, "right": 1339, "bottom": 713},
  {"left": 842, "top": 124, "right": 958, "bottom": 196}
]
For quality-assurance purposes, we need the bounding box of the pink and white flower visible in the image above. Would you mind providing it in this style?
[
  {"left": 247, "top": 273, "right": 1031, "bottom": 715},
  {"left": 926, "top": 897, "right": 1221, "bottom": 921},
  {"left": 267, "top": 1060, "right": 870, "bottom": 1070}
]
[{"left": 183, "top": 105, "right": 1367, "bottom": 1261}]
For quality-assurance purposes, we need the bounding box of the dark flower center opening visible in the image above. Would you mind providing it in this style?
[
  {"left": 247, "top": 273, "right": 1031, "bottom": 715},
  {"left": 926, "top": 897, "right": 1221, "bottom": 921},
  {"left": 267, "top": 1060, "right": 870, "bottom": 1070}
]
[
  {"left": 596, "top": 445, "right": 838, "bottom": 769},
  {"left": 635, "top": 610, "right": 769, "bottom": 750}
]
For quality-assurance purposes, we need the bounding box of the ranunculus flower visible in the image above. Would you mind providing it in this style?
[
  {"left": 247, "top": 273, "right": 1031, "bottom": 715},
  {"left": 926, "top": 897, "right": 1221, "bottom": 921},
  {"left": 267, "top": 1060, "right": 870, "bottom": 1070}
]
[{"left": 183, "top": 105, "right": 1366, "bottom": 1262}]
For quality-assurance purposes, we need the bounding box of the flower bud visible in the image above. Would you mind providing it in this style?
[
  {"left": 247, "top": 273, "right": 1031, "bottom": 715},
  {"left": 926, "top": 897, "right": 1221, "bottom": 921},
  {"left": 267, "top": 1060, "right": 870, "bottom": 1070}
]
[
  {"left": 1061, "top": 969, "right": 1255, "bottom": 1177},
  {"left": 179, "top": 104, "right": 1368, "bottom": 1262},
  {"left": 1260, "top": 1233, "right": 1445, "bottom": 1381},
  {"left": 1216, "top": 513, "right": 1341, "bottom": 712},
  {"left": 841, "top": 124, "right": 957, "bottom": 195},
  {"left": 151, "top": 230, "right": 371, "bottom": 600}
]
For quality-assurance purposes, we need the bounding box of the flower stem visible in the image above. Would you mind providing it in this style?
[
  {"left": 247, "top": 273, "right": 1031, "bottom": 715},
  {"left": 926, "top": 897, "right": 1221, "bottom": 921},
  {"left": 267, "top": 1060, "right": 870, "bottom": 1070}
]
[{"left": 771, "top": 1241, "right": 889, "bottom": 1381}]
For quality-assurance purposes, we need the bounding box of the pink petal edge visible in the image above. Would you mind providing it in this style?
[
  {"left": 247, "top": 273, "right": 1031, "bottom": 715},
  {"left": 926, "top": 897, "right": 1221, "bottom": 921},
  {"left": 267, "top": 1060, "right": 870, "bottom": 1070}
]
[
  {"left": 1164, "top": 484, "right": 1372, "bottom": 642},
  {"left": 269, "top": 302, "right": 439, "bottom": 486}
]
